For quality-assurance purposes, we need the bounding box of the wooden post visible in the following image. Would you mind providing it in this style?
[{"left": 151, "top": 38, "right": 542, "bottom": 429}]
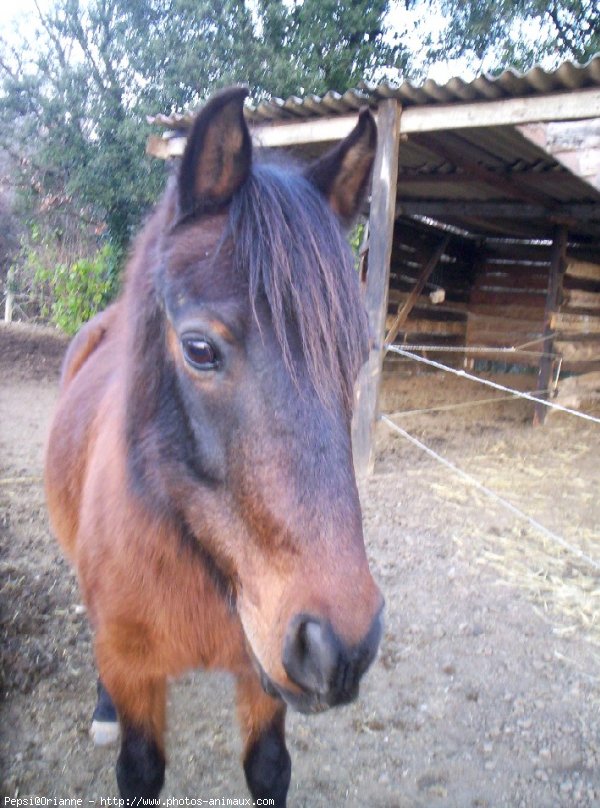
[
  {"left": 4, "top": 268, "right": 15, "bottom": 323},
  {"left": 533, "top": 225, "right": 568, "bottom": 425},
  {"left": 464, "top": 242, "right": 486, "bottom": 371},
  {"left": 385, "top": 234, "right": 450, "bottom": 346},
  {"left": 352, "top": 99, "right": 402, "bottom": 477}
]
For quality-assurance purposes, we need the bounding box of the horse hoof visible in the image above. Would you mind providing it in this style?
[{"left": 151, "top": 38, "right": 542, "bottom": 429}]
[{"left": 90, "top": 719, "right": 120, "bottom": 746}]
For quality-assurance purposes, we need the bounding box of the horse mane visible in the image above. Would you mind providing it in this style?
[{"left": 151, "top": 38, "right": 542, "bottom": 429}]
[
  {"left": 123, "top": 155, "right": 369, "bottom": 495},
  {"left": 227, "top": 161, "right": 369, "bottom": 409}
]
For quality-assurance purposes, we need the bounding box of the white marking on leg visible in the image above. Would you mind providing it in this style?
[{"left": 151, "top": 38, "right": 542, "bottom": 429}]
[{"left": 90, "top": 719, "right": 120, "bottom": 746}]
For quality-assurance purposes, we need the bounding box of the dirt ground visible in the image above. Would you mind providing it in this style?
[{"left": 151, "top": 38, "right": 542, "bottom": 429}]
[{"left": 1, "top": 321, "right": 599, "bottom": 807}]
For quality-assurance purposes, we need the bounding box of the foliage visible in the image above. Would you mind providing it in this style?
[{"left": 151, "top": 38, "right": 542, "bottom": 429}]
[
  {"left": 257, "top": 0, "right": 408, "bottom": 98},
  {"left": 0, "top": 0, "right": 408, "bottom": 331},
  {"left": 14, "top": 227, "right": 121, "bottom": 333},
  {"left": 0, "top": 1, "right": 166, "bottom": 254},
  {"left": 32, "top": 244, "right": 121, "bottom": 335},
  {"left": 349, "top": 221, "right": 367, "bottom": 269},
  {"left": 49, "top": 252, "right": 118, "bottom": 334},
  {"left": 0, "top": 0, "right": 403, "bottom": 257},
  {"left": 416, "top": 0, "right": 599, "bottom": 72},
  {"left": 0, "top": 193, "right": 21, "bottom": 282}
]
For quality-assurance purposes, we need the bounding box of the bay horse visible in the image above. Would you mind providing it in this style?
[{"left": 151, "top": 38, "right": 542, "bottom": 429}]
[{"left": 45, "top": 86, "right": 383, "bottom": 804}]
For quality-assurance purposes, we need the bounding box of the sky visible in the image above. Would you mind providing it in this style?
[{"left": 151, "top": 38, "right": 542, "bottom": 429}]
[{"left": 0, "top": 0, "right": 42, "bottom": 28}]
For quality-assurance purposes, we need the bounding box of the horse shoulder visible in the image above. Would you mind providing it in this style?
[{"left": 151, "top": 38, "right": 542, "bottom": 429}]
[
  {"left": 75, "top": 428, "right": 249, "bottom": 676},
  {"left": 60, "top": 302, "right": 121, "bottom": 389},
  {"left": 46, "top": 315, "right": 123, "bottom": 559}
]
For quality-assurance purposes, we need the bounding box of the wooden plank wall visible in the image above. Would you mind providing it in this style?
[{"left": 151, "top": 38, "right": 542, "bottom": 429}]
[
  {"left": 386, "top": 218, "right": 600, "bottom": 374},
  {"left": 468, "top": 246, "right": 600, "bottom": 372},
  {"left": 386, "top": 219, "right": 472, "bottom": 363},
  {"left": 465, "top": 239, "right": 550, "bottom": 366},
  {"left": 554, "top": 259, "right": 600, "bottom": 373}
]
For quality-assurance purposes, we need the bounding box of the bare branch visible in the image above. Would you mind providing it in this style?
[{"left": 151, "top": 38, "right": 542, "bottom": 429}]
[
  {"left": 64, "top": 3, "right": 110, "bottom": 95},
  {"left": 546, "top": 3, "right": 578, "bottom": 57},
  {"left": 33, "top": 0, "right": 70, "bottom": 73}
]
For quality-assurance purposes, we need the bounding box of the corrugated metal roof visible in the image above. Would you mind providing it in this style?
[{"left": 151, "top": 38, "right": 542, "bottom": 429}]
[
  {"left": 149, "top": 55, "right": 600, "bottom": 129},
  {"left": 147, "top": 56, "right": 600, "bottom": 241},
  {"left": 394, "top": 123, "right": 600, "bottom": 240}
]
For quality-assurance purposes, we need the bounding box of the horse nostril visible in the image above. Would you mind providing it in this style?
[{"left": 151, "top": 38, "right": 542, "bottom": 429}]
[
  {"left": 282, "top": 616, "right": 339, "bottom": 696},
  {"left": 282, "top": 609, "right": 383, "bottom": 707}
]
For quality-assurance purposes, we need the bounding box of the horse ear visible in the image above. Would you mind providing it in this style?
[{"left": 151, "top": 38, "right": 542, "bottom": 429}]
[
  {"left": 305, "top": 108, "right": 377, "bottom": 226},
  {"left": 178, "top": 86, "right": 252, "bottom": 218}
]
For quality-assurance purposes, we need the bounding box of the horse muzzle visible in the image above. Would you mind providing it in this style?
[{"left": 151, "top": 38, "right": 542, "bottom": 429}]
[{"left": 258, "top": 606, "right": 384, "bottom": 714}]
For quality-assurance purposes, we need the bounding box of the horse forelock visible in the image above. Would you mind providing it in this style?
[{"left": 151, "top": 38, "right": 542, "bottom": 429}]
[
  {"left": 228, "top": 161, "right": 369, "bottom": 409},
  {"left": 129, "top": 160, "right": 368, "bottom": 413}
]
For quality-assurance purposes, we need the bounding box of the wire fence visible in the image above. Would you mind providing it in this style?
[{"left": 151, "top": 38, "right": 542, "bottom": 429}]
[
  {"left": 381, "top": 415, "right": 600, "bottom": 573},
  {"left": 380, "top": 342, "right": 600, "bottom": 574},
  {"left": 386, "top": 345, "right": 600, "bottom": 426}
]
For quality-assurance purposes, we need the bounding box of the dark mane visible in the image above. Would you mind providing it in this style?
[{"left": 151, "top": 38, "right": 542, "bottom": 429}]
[{"left": 228, "top": 161, "right": 369, "bottom": 408}]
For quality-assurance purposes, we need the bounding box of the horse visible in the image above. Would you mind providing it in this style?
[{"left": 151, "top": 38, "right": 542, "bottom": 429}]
[{"left": 45, "top": 86, "right": 384, "bottom": 804}]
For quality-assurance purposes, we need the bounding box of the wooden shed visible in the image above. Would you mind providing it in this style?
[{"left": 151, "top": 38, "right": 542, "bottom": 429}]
[{"left": 148, "top": 56, "right": 600, "bottom": 475}]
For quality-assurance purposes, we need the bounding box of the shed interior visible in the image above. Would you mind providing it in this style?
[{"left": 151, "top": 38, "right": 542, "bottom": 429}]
[
  {"left": 379, "top": 123, "right": 600, "bottom": 378},
  {"left": 148, "top": 58, "right": 600, "bottom": 468}
]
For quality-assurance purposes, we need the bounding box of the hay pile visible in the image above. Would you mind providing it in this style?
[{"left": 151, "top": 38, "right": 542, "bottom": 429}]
[{"left": 378, "top": 371, "right": 600, "bottom": 672}]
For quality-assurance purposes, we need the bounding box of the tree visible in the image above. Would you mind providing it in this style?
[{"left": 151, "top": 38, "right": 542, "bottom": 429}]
[
  {"left": 0, "top": 0, "right": 163, "bottom": 252},
  {"left": 257, "top": 0, "right": 408, "bottom": 98},
  {"left": 0, "top": 0, "right": 404, "bottom": 258},
  {"left": 418, "top": 0, "right": 599, "bottom": 73}
]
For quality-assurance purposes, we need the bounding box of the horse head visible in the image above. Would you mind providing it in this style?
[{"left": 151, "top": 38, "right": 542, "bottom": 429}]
[{"left": 126, "top": 87, "right": 383, "bottom": 714}]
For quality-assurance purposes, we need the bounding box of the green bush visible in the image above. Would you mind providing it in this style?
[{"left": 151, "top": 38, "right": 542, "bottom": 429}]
[
  {"left": 34, "top": 244, "right": 121, "bottom": 335},
  {"left": 349, "top": 221, "right": 366, "bottom": 257}
]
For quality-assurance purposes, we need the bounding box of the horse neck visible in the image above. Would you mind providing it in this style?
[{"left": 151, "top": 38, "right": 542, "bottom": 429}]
[{"left": 119, "top": 202, "right": 171, "bottom": 473}]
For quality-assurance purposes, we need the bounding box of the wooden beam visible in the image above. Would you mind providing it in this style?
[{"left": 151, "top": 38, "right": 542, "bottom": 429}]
[
  {"left": 252, "top": 88, "right": 600, "bottom": 145},
  {"left": 253, "top": 114, "right": 358, "bottom": 147},
  {"left": 471, "top": 289, "right": 547, "bottom": 307},
  {"left": 518, "top": 120, "right": 600, "bottom": 193},
  {"left": 565, "top": 259, "right": 600, "bottom": 282},
  {"left": 562, "top": 359, "right": 600, "bottom": 373},
  {"left": 147, "top": 88, "right": 600, "bottom": 157},
  {"left": 385, "top": 235, "right": 450, "bottom": 346},
  {"left": 388, "top": 289, "right": 470, "bottom": 314},
  {"left": 562, "top": 289, "right": 600, "bottom": 310},
  {"left": 534, "top": 225, "right": 568, "bottom": 425},
  {"left": 252, "top": 87, "right": 600, "bottom": 146},
  {"left": 485, "top": 242, "right": 554, "bottom": 261},
  {"left": 466, "top": 320, "right": 544, "bottom": 339},
  {"left": 401, "top": 88, "right": 600, "bottom": 134},
  {"left": 4, "top": 268, "right": 14, "bottom": 323},
  {"left": 395, "top": 200, "right": 600, "bottom": 222},
  {"left": 396, "top": 172, "right": 469, "bottom": 185},
  {"left": 474, "top": 272, "right": 550, "bottom": 291},
  {"left": 410, "top": 132, "right": 559, "bottom": 210},
  {"left": 352, "top": 99, "right": 402, "bottom": 477},
  {"left": 146, "top": 134, "right": 180, "bottom": 159},
  {"left": 551, "top": 311, "right": 600, "bottom": 334},
  {"left": 470, "top": 302, "right": 553, "bottom": 319},
  {"left": 385, "top": 316, "right": 466, "bottom": 336},
  {"left": 147, "top": 115, "right": 362, "bottom": 157},
  {"left": 446, "top": 215, "right": 552, "bottom": 240},
  {"left": 253, "top": 89, "right": 600, "bottom": 144},
  {"left": 554, "top": 340, "right": 600, "bottom": 362}
]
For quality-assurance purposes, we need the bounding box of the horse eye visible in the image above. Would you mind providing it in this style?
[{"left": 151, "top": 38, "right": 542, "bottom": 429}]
[{"left": 182, "top": 337, "right": 219, "bottom": 371}]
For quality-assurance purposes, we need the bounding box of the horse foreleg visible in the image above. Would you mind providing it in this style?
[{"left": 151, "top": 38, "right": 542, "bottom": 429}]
[
  {"left": 90, "top": 678, "right": 119, "bottom": 746},
  {"left": 98, "top": 665, "right": 167, "bottom": 799},
  {"left": 117, "top": 703, "right": 166, "bottom": 800},
  {"left": 236, "top": 672, "right": 291, "bottom": 808}
]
